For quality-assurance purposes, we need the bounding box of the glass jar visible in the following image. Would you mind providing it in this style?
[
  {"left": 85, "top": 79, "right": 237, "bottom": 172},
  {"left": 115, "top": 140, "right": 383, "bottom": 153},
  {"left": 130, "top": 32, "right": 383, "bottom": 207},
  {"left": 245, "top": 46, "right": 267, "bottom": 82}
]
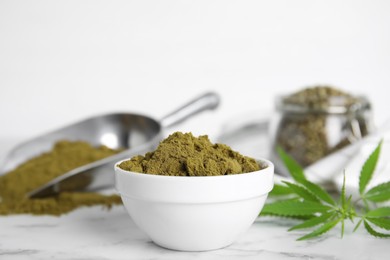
[{"left": 270, "top": 93, "right": 373, "bottom": 175}]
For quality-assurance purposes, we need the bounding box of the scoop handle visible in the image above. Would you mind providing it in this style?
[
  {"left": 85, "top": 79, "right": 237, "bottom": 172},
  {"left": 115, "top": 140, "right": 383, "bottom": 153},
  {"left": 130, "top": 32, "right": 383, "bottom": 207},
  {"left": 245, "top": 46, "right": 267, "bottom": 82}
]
[{"left": 160, "top": 92, "right": 220, "bottom": 128}]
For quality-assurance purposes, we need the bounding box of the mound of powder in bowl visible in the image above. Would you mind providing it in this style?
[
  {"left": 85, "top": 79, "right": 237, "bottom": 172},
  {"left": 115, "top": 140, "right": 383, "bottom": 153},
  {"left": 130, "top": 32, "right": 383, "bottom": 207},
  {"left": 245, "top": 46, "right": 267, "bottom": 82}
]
[{"left": 118, "top": 132, "right": 264, "bottom": 176}]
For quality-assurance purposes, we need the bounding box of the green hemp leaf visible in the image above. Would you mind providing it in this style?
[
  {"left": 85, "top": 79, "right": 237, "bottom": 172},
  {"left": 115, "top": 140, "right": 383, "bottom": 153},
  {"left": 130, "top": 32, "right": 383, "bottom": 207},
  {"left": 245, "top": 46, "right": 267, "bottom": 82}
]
[{"left": 260, "top": 140, "right": 390, "bottom": 240}]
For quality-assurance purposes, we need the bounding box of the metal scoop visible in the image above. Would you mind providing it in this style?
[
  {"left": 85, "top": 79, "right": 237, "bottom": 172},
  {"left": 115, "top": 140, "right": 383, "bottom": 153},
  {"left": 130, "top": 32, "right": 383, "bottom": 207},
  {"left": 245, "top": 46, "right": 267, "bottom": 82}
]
[{"left": 0, "top": 92, "right": 220, "bottom": 198}]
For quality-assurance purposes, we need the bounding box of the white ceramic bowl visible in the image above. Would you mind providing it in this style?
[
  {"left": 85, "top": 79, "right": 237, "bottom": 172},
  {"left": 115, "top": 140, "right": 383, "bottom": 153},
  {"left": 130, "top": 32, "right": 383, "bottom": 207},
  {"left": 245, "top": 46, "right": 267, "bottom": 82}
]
[{"left": 115, "top": 159, "right": 274, "bottom": 251}]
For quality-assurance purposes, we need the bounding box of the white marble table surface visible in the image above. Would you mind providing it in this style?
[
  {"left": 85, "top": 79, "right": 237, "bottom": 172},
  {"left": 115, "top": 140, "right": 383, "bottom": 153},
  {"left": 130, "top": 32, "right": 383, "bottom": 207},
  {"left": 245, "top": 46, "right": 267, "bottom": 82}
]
[{"left": 0, "top": 138, "right": 388, "bottom": 260}]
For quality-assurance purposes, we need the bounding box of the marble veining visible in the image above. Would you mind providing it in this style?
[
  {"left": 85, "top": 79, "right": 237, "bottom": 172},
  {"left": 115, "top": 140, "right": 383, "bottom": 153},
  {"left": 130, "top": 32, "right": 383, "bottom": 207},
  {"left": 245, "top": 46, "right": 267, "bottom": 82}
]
[
  {"left": 0, "top": 249, "right": 40, "bottom": 256},
  {"left": 0, "top": 205, "right": 388, "bottom": 260}
]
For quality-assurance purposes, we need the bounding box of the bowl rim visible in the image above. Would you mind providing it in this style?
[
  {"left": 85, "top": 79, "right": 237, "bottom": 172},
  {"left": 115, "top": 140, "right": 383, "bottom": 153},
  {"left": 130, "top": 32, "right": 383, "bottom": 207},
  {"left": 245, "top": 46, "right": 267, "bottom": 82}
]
[
  {"left": 114, "top": 158, "right": 272, "bottom": 179},
  {"left": 114, "top": 158, "right": 274, "bottom": 203}
]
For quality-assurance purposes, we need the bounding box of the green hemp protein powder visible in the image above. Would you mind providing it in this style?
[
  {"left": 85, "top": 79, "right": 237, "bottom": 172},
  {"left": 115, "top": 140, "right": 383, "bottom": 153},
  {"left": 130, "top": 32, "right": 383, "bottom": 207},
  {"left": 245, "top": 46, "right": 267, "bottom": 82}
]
[
  {"left": 0, "top": 140, "right": 121, "bottom": 215},
  {"left": 119, "top": 132, "right": 263, "bottom": 176}
]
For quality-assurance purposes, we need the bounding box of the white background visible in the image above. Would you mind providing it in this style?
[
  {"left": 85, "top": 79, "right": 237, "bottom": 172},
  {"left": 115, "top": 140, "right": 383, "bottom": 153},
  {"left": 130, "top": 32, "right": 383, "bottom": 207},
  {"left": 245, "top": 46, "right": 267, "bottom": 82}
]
[{"left": 1, "top": 0, "right": 390, "bottom": 140}]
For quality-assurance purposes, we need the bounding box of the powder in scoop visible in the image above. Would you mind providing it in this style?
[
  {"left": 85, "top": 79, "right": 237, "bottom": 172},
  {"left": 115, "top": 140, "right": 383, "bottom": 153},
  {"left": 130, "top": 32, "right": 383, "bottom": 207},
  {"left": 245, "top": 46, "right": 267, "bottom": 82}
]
[
  {"left": 0, "top": 140, "right": 122, "bottom": 215},
  {"left": 118, "top": 132, "right": 262, "bottom": 176}
]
